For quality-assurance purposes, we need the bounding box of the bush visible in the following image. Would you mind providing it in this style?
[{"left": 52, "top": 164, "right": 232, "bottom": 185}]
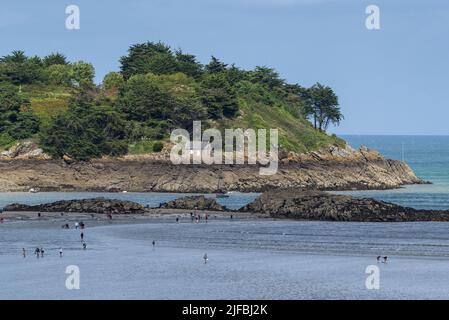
[
  {"left": 102, "top": 72, "right": 124, "bottom": 91},
  {"left": 152, "top": 141, "right": 164, "bottom": 152},
  {"left": 45, "top": 64, "right": 73, "bottom": 86}
]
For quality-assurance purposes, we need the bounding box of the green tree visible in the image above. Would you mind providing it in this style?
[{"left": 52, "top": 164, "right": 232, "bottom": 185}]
[
  {"left": 205, "top": 56, "right": 227, "bottom": 74},
  {"left": 117, "top": 74, "right": 174, "bottom": 122},
  {"left": 120, "top": 42, "right": 179, "bottom": 79},
  {"left": 0, "top": 51, "right": 45, "bottom": 84},
  {"left": 71, "top": 61, "right": 95, "bottom": 87},
  {"left": 302, "top": 83, "right": 343, "bottom": 131},
  {"left": 40, "top": 104, "right": 128, "bottom": 160},
  {"left": 102, "top": 72, "right": 124, "bottom": 91},
  {"left": 45, "top": 64, "right": 73, "bottom": 86},
  {"left": 250, "top": 66, "right": 285, "bottom": 89},
  {"left": 43, "top": 53, "right": 68, "bottom": 67},
  {"left": 175, "top": 50, "right": 203, "bottom": 78},
  {"left": 147, "top": 73, "right": 208, "bottom": 129},
  {"left": 0, "top": 83, "right": 39, "bottom": 139},
  {"left": 201, "top": 73, "right": 238, "bottom": 118}
]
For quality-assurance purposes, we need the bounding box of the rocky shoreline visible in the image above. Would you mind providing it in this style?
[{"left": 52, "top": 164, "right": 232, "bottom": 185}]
[
  {"left": 0, "top": 145, "right": 425, "bottom": 193},
  {"left": 239, "top": 189, "right": 449, "bottom": 222},
  {"left": 4, "top": 189, "right": 449, "bottom": 222},
  {"left": 4, "top": 197, "right": 146, "bottom": 215}
]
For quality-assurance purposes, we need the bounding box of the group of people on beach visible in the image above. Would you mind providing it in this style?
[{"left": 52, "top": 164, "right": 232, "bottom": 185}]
[
  {"left": 62, "top": 221, "right": 85, "bottom": 230},
  {"left": 188, "top": 212, "right": 211, "bottom": 223},
  {"left": 22, "top": 247, "right": 63, "bottom": 258},
  {"left": 377, "top": 256, "right": 388, "bottom": 263},
  {"left": 22, "top": 220, "right": 88, "bottom": 259}
]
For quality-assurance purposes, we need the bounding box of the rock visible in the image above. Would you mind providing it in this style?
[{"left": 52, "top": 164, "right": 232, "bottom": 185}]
[
  {"left": 62, "top": 155, "right": 74, "bottom": 164},
  {"left": 240, "top": 188, "right": 449, "bottom": 222},
  {"left": 0, "top": 141, "right": 50, "bottom": 160},
  {"left": 159, "top": 195, "right": 225, "bottom": 211},
  {"left": 4, "top": 197, "right": 146, "bottom": 214}
]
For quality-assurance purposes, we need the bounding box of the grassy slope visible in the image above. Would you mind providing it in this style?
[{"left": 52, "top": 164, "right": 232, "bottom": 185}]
[{"left": 227, "top": 98, "right": 344, "bottom": 154}]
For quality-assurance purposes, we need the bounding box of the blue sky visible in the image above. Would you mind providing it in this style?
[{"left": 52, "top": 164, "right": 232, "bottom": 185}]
[{"left": 0, "top": 0, "right": 448, "bottom": 135}]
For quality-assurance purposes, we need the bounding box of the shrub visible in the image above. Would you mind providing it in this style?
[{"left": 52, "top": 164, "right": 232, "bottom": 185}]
[{"left": 152, "top": 141, "right": 164, "bottom": 152}]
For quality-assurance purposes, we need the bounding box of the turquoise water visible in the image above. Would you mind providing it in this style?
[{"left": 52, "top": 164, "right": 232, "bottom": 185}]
[{"left": 340, "top": 135, "right": 449, "bottom": 210}]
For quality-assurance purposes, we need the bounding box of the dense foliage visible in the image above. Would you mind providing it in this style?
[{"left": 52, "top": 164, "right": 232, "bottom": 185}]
[{"left": 0, "top": 42, "right": 344, "bottom": 160}]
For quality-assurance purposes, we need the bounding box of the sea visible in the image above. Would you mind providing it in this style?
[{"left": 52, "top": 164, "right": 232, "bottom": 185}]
[{"left": 339, "top": 135, "right": 449, "bottom": 210}]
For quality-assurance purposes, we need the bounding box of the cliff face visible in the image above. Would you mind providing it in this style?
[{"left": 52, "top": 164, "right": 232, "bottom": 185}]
[{"left": 0, "top": 145, "right": 423, "bottom": 192}]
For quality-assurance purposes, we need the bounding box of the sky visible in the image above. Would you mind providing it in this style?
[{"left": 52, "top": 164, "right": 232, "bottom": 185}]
[{"left": 0, "top": 0, "right": 448, "bottom": 135}]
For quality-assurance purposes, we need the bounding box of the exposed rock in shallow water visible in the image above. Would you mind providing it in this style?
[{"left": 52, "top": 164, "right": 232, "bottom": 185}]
[
  {"left": 159, "top": 195, "right": 225, "bottom": 211},
  {"left": 240, "top": 189, "right": 449, "bottom": 222},
  {"left": 4, "top": 197, "right": 146, "bottom": 214}
]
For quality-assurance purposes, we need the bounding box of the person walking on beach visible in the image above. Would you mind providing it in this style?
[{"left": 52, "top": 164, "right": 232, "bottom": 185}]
[
  {"left": 40, "top": 248, "right": 44, "bottom": 258},
  {"left": 176, "top": 217, "right": 179, "bottom": 223},
  {"left": 59, "top": 248, "right": 63, "bottom": 258},
  {"left": 22, "top": 248, "right": 26, "bottom": 258},
  {"left": 203, "top": 253, "right": 208, "bottom": 264},
  {"left": 35, "top": 247, "right": 40, "bottom": 258},
  {"left": 80, "top": 232, "right": 84, "bottom": 241},
  {"left": 205, "top": 214, "right": 208, "bottom": 223},
  {"left": 383, "top": 256, "right": 388, "bottom": 263},
  {"left": 75, "top": 222, "right": 79, "bottom": 229},
  {"left": 82, "top": 243, "right": 87, "bottom": 250},
  {"left": 377, "top": 256, "right": 381, "bottom": 263},
  {"left": 152, "top": 240, "right": 156, "bottom": 249}
]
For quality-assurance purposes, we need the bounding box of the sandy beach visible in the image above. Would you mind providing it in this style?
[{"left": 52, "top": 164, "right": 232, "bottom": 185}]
[{"left": 2, "top": 216, "right": 449, "bottom": 299}]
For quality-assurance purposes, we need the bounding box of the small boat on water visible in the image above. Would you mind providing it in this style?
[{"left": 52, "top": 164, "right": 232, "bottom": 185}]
[{"left": 29, "top": 188, "right": 39, "bottom": 193}]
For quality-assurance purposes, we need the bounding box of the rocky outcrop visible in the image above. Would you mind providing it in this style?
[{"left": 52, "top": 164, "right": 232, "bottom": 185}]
[
  {"left": 159, "top": 195, "right": 225, "bottom": 211},
  {"left": 240, "top": 189, "right": 449, "bottom": 222},
  {"left": 0, "top": 144, "right": 424, "bottom": 192},
  {"left": 0, "top": 141, "right": 50, "bottom": 160},
  {"left": 4, "top": 197, "right": 146, "bottom": 214}
]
